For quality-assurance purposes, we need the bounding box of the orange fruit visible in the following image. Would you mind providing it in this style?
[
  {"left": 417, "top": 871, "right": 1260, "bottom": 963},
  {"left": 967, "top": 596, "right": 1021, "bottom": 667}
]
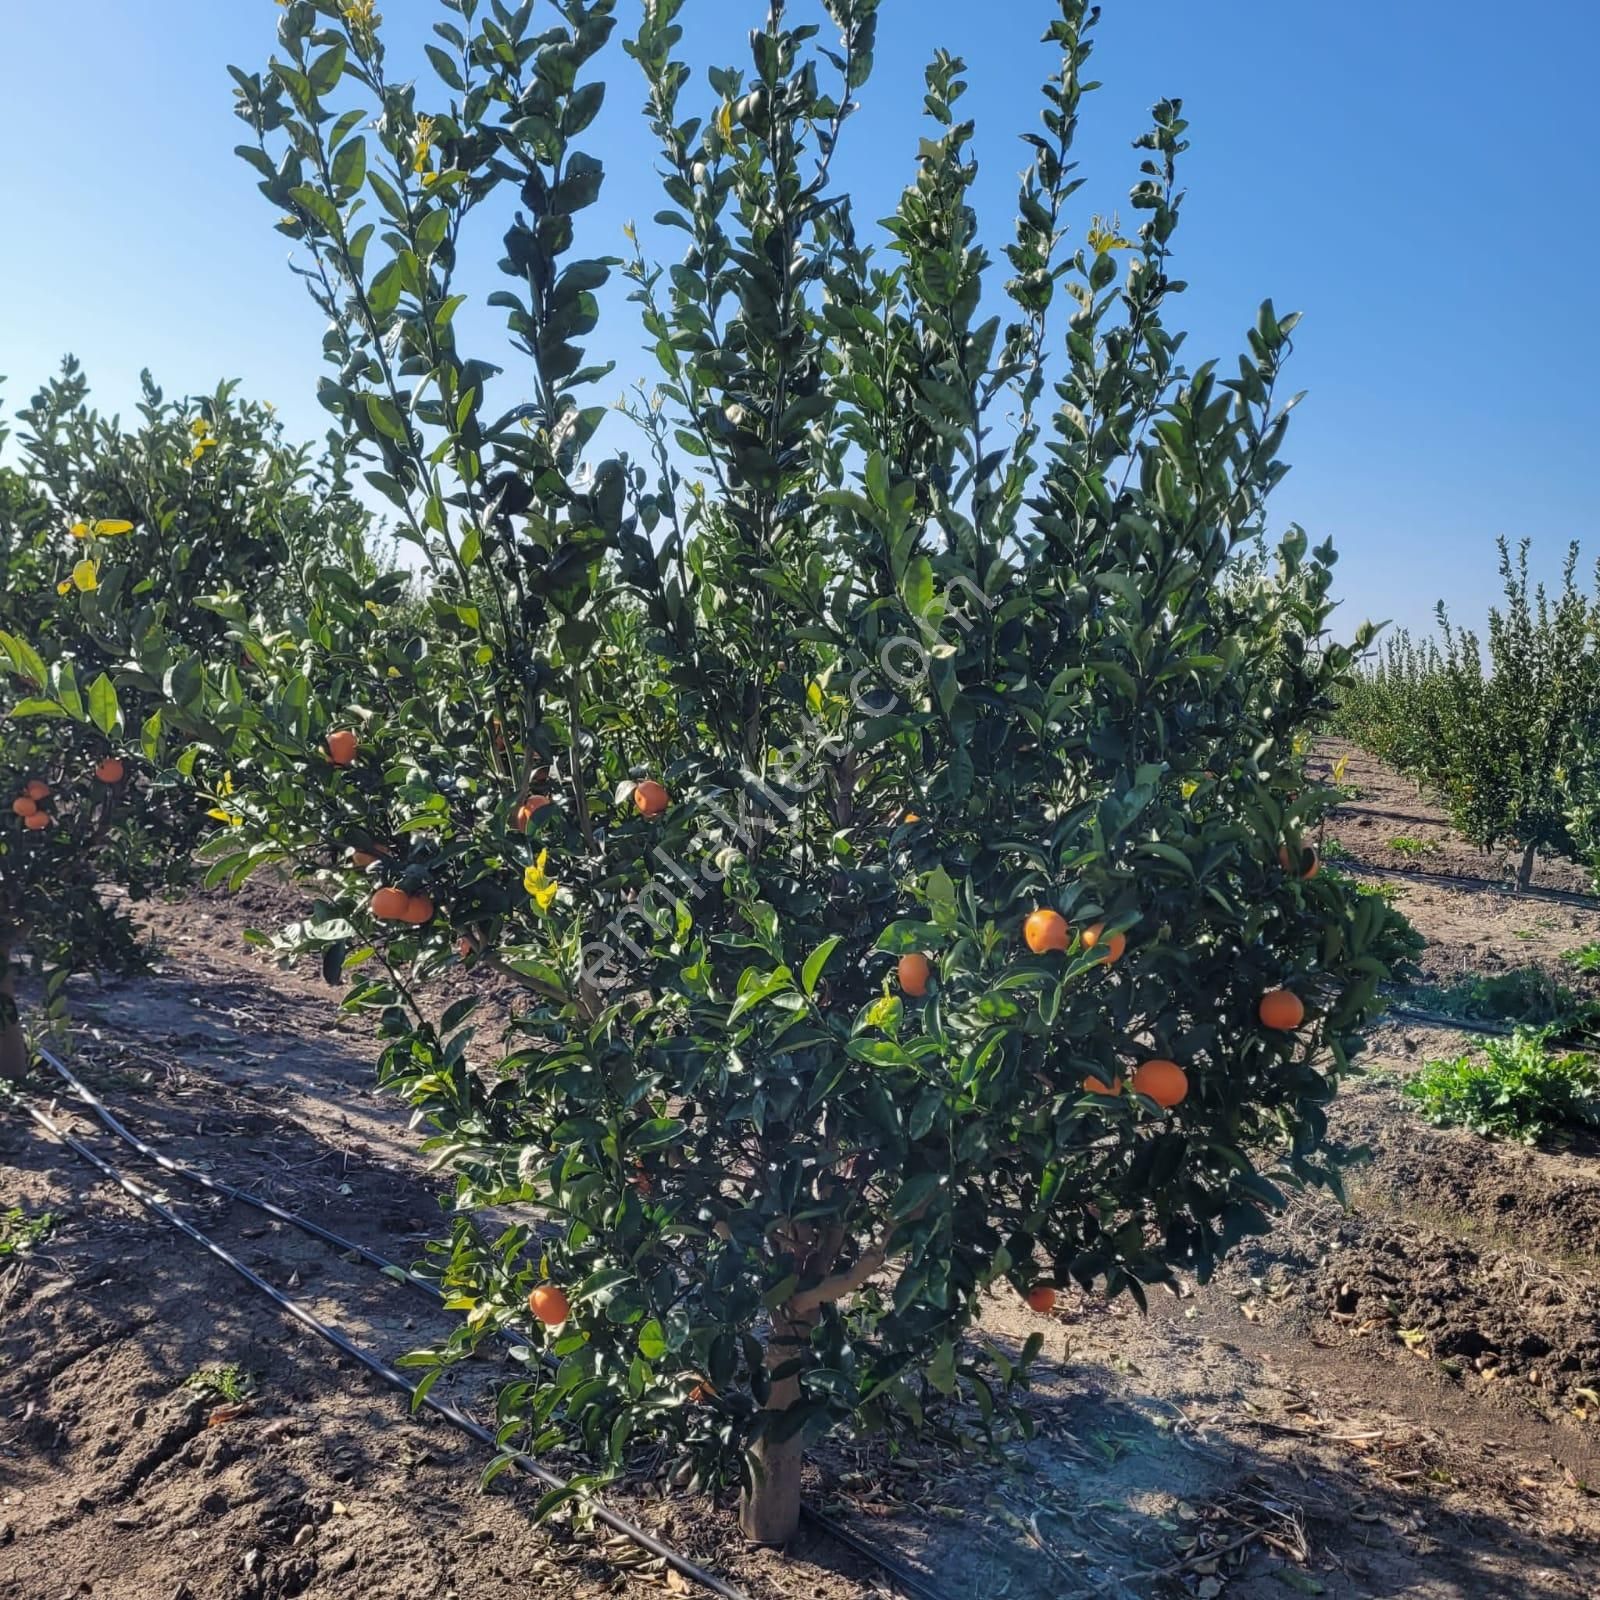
[
  {"left": 688, "top": 1382, "right": 712, "bottom": 1404},
  {"left": 94, "top": 758, "right": 126, "bottom": 785},
  {"left": 1259, "top": 988, "right": 1305, "bottom": 1031},
  {"left": 1278, "top": 843, "right": 1320, "bottom": 880},
  {"left": 527, "top": 1284, "right": 570, "bottom": 1326},
  {"left": 1082, "top": 1073, "right": 1122, "bottom": 1096},
  {"left": 456, "top": 935, "right": 475, "bottom": 960},
  {"left": 633, "top": 779, "right": 669, "bottom": 817},
  {"left": 326, "top": 729, "right": 358, "bottom": 766},
  {"left": 897, "top": 952, "right": 931, "bottom": 997},
  {"left": 23, "top": 780, "right": 50, "bottom": 801},
  {"left": 1023, "top": 908, "right": 1069, "bottom": 954},
  {"left": 352, "top": 850, "right": 379, "bottom": 868},
  {"left": 370, "top": 886, "right": 410, "bottom": 922},
  {"left": 23, "top": 811, "right": 50, "bottom": 831},
  {"left": 514, "top": 794, "right": 552, "bottom": 829},
  {"left": 1131, "top": 1058, "right": 1188, "bottom": 1108},
  {"left": 399, "top": 894, "right": 434, "bottom": 926},
  {"left": 12, "top": 797, "right": 38, "bottom": 817},
  {"left": 1025, "top": 1286, "right": 1058, "bottom": 1316},
  {"left": 1082, "top": 923, "right": 1126, "bottom": 965},
  {"left": 902, "top": 811, "right": 921, "bottom": 824}
]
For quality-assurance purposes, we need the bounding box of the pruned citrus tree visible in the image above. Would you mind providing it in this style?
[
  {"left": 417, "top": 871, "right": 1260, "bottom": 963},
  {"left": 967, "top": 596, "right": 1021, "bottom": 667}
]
[
  {"left": 0, "top": 367, "right": 381, "bottom": 1077},
  {"left": 141, "top": 0, "right": 1403, "bottom": 1542}
]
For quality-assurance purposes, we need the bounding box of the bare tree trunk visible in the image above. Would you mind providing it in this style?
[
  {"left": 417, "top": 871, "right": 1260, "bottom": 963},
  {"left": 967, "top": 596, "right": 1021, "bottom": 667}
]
[
  {"left": 738, "top": 1302, "right": 816, "bottom": 1545},
  {"left": 0, "top": 950, "right": 26, "bottom": 1083},
  {"left": 1517, "top": 839, "right": 1537, "bottom": 892}
]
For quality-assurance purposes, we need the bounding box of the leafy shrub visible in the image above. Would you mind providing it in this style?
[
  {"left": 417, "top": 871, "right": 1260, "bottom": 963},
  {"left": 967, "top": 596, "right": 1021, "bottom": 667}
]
[
  {"left": 0, "top": 366, "right": 384, "bottom": 1075},
  {"left": 68, "top": 0, "right": 1412, "bottom": 1543},
  {"left": 1404, "top": 1027, "right": 1600, "bottom": 1143}
]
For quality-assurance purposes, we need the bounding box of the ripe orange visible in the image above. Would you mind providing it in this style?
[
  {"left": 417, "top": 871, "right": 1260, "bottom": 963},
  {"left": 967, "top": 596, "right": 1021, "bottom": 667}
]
[
  {"left": 11, "top": 797, "right": 37, "bottom": 817},
  {"left": 1082, "top": 1073, "right": 1123, "bottom": 1096},
  {"left": 897, "top": 952, "right": 931, "bottom": 997},
  {"left": 514, "top": 794, "right": 552, "bottom": 829},
  {"left": 902, "top": 811, "right": 921, "bottom": 824},
  {"left": 1025, "top": 1286, "right": 1058, "bottom": 1316},
  {"left": 1131, "top": 1058, "right": 1188, "bottom": 1108},
  {"left": 94, "top": 758, "right": 126, "bottom": 785},
  {"left": 326, "top": 729, "right": 358, "bottom": 766},
  {"left": 1082, "top": 923, "right": 1126, "bottom": 965},
  {"left": 1278, "top": 843, "right": 1320, "bottom": 880},
  {"left": 23, "top": 811, "right": 50, "bottom": 831},
  {"left": 456, "top": 935, "right": 475, "bottom": 960},
  {"left": 370, "top": 886, "right": 410, "bottom": 921},
  {"left": 1024, "top": 908, "right": 1069, "bottom": 954},
  {"left": 352, "top": 850, "right": 379, "bottom": 868},
  {"left": 1259, "top": 988, "right": 1305, "bottom": 1031},
  {"left": 633, "top": 779, "right": 669, "bottom": 817},
  {"left": 527, "top": 1284, "right": 570, "bottom": 1326},
  {"left": 23, "top": 780, "right": 50, "bottom": 801},
  {"left": 399, "top": 894, "right": 434, "bottom": 926}
]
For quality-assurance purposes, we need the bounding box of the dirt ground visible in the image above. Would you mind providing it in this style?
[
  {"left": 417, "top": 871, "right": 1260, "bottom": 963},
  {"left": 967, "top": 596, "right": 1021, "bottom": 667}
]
[{"left": 3, "top": 745, "right": 1600, "bottom": 1600}]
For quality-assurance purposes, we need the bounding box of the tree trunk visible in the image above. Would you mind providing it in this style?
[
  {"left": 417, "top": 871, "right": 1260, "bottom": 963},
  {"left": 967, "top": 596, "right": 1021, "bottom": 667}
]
[
  {"left": 738, "top": 1302, "right": 816, "bottom": 1545},
  {"left": 1517, "top": 839, "right": 1537, "bottom": 892},
  {"left": 0, "top": 951, "right": 26, "bottom": 1083}
]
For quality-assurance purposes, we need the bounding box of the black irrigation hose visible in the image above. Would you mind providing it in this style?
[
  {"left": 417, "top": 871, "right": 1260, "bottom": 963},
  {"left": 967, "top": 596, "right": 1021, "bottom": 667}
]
[
  {"left": 4, "top": 1083, "right": 755, "bottom": 1600},
  {"left": 1335, "top": 855, "right": 1600, "bottom": 911},
  {"left": 30, "top": 1045, "right": 956, "bottom": 1600},
  {"left": 1385, "top": 1004, "right": 1517, "bottom": 1039},
  {"left": 35, "top": 1043, "right": 439, "bottom": 1299}
]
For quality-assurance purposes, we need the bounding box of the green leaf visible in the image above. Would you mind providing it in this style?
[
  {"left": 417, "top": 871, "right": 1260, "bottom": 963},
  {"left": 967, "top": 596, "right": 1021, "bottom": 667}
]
[
  {"left": 87, "top": 673, "right": 121, "bottom": 737},
  {"left": 801, "top": 935, "right": 841, "bottom": 997}
]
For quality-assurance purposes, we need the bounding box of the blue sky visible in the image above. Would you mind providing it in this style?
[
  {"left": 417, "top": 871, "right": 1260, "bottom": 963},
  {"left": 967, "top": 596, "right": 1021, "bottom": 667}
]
[{"left": 2, "top": 1, "right": 1595, "bottom": 641}]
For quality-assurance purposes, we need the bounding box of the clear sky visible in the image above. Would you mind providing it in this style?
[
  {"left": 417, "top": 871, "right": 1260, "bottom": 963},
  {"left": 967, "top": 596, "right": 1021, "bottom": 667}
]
[{"left": 2, "top": 1, "right": 1595, "bottom": 642}]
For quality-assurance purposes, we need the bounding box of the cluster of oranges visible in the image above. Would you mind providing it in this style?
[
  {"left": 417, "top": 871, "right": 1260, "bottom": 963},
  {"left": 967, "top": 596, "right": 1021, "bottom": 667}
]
[
  {"left": 9, "top": 759, "right": 126, "bottom": 835},
  {"left": 10, "top": 778, "right": 54, "bottom": 832},
  {"left": 369, "top": 886, "right": 433, "bottom": 924},
  {"left": 891, "top": 839, "right": 1314, "bottom": 1115}
]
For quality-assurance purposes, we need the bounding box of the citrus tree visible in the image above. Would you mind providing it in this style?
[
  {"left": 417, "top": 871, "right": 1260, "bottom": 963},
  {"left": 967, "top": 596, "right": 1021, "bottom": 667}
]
[
  {"left": 141, "top": 0, "right": 1403, "bottom": 1542},
  {"left": 1338, "top": 539, "right": 1600, "bottom": 888},
  {"left": 0, "top": 367, "right": 383, "bottom": 1077}
]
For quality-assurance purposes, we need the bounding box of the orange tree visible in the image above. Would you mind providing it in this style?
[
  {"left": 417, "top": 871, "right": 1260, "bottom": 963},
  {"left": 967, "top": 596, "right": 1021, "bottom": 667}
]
[
  {"left": 0, "top": 369, "right": 381, "bottom": 1076},
  {"left": 148, "top": 0, "right": 1407, "bottom": 1542}
]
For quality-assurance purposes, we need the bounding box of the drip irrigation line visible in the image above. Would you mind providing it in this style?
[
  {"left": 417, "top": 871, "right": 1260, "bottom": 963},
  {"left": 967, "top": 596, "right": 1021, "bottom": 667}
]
[
  {"left": 4, "top": 1082, "right": 754, "bottom": 1600},
  {"left": 28, "top": 1044, "right": 959, "bottom": 1600},
  {"left": 1335, "top": 856, "right": 1600, "bottom": 911},
  {"left": 35, "top": 1043, "right": 438, "bottom": 1299},
  {"left": 1385, "top": 1005, "right": 1517, "bottom": 1039}
]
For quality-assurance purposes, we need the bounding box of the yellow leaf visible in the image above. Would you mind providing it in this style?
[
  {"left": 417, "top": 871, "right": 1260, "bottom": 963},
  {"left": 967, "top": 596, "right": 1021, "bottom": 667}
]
[
  {"left": 70, "top": 521, "right": 91, "bottom": 540},
  {"left": 1180, "top": 779, "right": 1199, "bottom": 800},
  {"left": 56, "top": 580, "right": 72, "bottom": 595},
  {"left": 523, "top": 848, "right": 560, "bottom": 913},
  {"left": 716, "top": 100, "right": 734, "bottom": 142},
  {"left": 71, "top": 559, "right": 99, "bottom": 592},
  {"left": 206, "top": 808, "right": 242, "bottom": 827},
  {"left": 93, "top": 519, "right": 134, "bottom": 536}
]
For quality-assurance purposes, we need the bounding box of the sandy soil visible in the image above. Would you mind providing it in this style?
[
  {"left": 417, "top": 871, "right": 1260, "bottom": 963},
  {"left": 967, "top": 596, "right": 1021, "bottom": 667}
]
[{"left": 3, "top": 750, "right": 1600, "bottom": 1600}]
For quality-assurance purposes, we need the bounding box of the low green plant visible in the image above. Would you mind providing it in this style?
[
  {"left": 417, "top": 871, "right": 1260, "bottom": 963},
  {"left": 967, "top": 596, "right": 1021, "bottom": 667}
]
[
  {"left": 1563, "top": 943, "right": 1600, "bottom": 975},
  {"left": 1387, "top": 835, "right": 1436, "bottom": 858},
  {"left": 1407, "top": 966, "right": 1591, "bottom": 1032},
  {"left": 0, "top": 1206, "right": 55, "bottom": 1255},
  {"left": 1403, "top": 1027, "right": 1600, "bottom": 1143},
  {"left": 183, "top": 1364, "right": 256, "bottom": 1404}
]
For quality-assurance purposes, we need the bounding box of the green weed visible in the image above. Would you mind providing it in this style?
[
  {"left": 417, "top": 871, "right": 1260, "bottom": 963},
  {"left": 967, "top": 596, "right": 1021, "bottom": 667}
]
[
  {"left": 0, "top": 1208, "right": 55, "bottom": 1256},
  {"left": 1403, "top": 1027, "right": 1600, "bottom": 1143},
  {"left": 1387, "top": 835, "right": 1437, "bottom": 858},
  {"left": 1407, "top": 966, "right": 1589, "bottom": 1031},
  {"left": 1563, "top": 943, "right": 1600, "bottom": 975},
  {"left": 183, "top": 1365, "right": 257, "bottom": 1404}
]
